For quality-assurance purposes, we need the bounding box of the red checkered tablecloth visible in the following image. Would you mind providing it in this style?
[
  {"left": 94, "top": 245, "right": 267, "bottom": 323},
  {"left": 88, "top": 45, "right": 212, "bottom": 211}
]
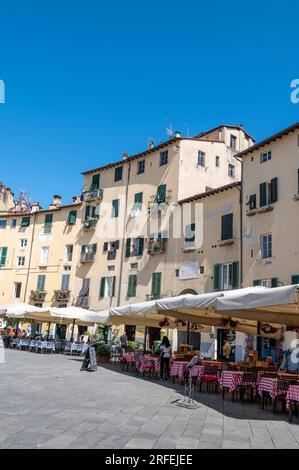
[
  {"left": 121, "top": 353, "right": 135, "bottom": 363},
  {"left": 258, "top": 377, "right": 278, "bottom": 400},
  {"left": 219, "top": 371, "right": 243, "bottom": 392},
  {"left": 138, "top": 357, "right": 160, "bottom": 374},
  {"left": 170, "top": 361, "right": 187, "bottom": 380},
  {"left": 286, "top": 385, "right": 299, "bottom": 410}
]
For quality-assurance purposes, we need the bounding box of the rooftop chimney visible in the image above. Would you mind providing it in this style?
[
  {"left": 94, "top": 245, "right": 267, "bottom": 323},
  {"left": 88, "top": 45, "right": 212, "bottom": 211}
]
[
  {"left": 49, "top": 195, "right": 62, "bottom": 209},
  {"left": 175, "top": 131, "right": 181, "bottom": 138},
  {"left": 72, "top": 195, "right": 81, "bottom": 204},
  {"left": 31, "top": 201, "right": 41, "bottom": 213}
]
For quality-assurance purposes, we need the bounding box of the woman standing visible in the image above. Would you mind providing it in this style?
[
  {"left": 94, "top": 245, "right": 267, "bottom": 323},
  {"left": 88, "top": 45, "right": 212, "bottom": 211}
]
[{"left": 160, "top": 336, "right": 171, "bottom": 380}]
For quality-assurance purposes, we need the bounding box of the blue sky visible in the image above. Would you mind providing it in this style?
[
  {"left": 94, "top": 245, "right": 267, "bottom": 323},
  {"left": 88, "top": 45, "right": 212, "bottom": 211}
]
[{"left": 0, "top": 0, "right": 298, "bottom": 207}]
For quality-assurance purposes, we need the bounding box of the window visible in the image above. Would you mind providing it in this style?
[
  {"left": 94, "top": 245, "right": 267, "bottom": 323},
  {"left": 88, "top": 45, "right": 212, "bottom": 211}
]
[
  {"left": 230, "top": 135, "right": 237, "bottom": 149},
  {"left": 103, "top": 240, "right": 119, "bottom": 260},
  {"left": 260, "top": 178, "right": 278, "bottom": 207},
  {"left": 11, "top": 219, "right": 17, "bottom": 228},
  {"left": 184, "top": 223, "right": 196, "bottom": 246},
  {"left": 137, "top": 160, "right": 145, "bottom": 174},
  {"left": 131, "top": 192, "right": 143, "bottom": 216},
  {"left": 81, "top": 244, "right": 97, "bottom": 261},
  {"left": 17, "top": 256, "right": 25, "bottom": 266},
  {"left": 0, "top": 220, "right": 7, "bottom": 229},
  {"left": 127, "top": 274, "right": 137, "bottom": 297},
  {"left": 215, "top": 156, "right": 220, "bottom": 167},
  {"left": 151, "top": 272, "right": 162, "bottom": 299},
  {"left": 291, "top": 275, "right": 299, "bottom": 285},
  {"left": 160, "top": 150, "right": 168, "bottom": 166},
  {"left": 21, "top": 217, "right": 30, "bottom": 227},
  {"left": 64, "top": 244, "right": 73, "bottom": 263},
  {"left": 125, "top": 238, "right": 144, "bottom": 257},
  {"left": 111, "top": 199, "right": 119, "bottom": 218},
  {"left": 78, "top": 278, "right": 90, "bottom": 306},
  {"left": 155, "top": 184, "right": 167, "bottom": 204},
  {"left": 61, "top": 274, "right": 70, "bottom": 292},
  {"left": 107, "top": 265, "right": 115, "bottom": 272},
  {"left": 0, "top": 247, "right": 8, "bottom": 266},
  {"left": 99, "top": 276, "right": 116, "bottom": 298},
  {"left": 213, "top": 262, "right": 239, "bottom": 291},
  {"left": 253, "top": 278, "right": 277, "bottom": 288},
  {"left": 114, "top": 166, "right": 123, "bottom": 182},
  {"left": 260, "top": 151, "right": 272, "bottom": 163},
  {"left": 197, "top": 151, "right": 205, "bottom": 167},
  {"left": 261, "top": 234, "right": 272, "bottom": 259},
  {"left": 44, "top": 214, "right": 53, "bottom": 234},
  {"left": 90, "top": 173, "right": 100, "bottom": 190},
  {"left": 130, "top": 263, "right": 138, "bottom": 271},
  {"left": 20, "top": 239, "right": 28, "bottom": 248},
  {"left": 221, "top": 213, "right": 233, "bottom": 241},
  {"left": 40, "top": 247, "right": 49, "bottom": 265},
  {"left": 37, "top": 275, "right": 46, "bottom": 292},
  {"left": 67, "top": 210, "right": 77, "bottom": 225},
  {"left": 13, "top": 282, "right": 22, "bottom": 299},
  {"left": 249, "top": 194, "right": 256, "bottom": 210},
  {"left": 228, "top": 164, "right": 235, "bottom": 178}
]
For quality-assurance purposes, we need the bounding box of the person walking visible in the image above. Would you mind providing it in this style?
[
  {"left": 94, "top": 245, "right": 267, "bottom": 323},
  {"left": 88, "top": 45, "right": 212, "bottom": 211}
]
[{"left": 160, "top": 336, "right": 171, "bottom": 380}]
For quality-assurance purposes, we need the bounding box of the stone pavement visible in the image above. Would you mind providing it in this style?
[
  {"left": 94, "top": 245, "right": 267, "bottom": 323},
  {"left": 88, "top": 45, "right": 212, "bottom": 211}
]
[{"left": 1, "top": 349, "right": 299, "bottom": 449}]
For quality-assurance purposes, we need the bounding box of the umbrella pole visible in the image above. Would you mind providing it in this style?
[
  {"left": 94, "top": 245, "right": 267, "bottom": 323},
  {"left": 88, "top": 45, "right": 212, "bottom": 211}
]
[
  {"left": 187, "top": 322, "right": 190, "bottom": 346},
  {"left": 14, "top": 320, "right": 20, "bottom": 338},
  {"left": 70, "top": 319, "right": 76, "bottom": 342},
  {"left": 46, "top": 322, "right": 51, "bottom": 340}
]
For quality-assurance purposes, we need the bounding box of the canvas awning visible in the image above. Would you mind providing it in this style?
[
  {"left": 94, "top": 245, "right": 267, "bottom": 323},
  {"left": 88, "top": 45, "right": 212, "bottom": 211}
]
[{"left": 50, "top": 307, "right": 109, "bottom": 326}]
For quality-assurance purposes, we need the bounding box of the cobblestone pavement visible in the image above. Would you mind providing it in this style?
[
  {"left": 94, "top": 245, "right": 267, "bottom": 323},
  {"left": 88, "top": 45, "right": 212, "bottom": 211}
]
[{"left": 1, "top": 349, "right": 299, "bottom": 449}]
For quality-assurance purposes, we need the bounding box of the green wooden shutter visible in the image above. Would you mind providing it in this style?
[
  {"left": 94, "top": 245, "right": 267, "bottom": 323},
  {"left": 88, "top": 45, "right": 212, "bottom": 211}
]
[
  {"left": 253, "top": 280, "right": 260, "bottom": 286},
  {"left": 91, "top": 173, "right": 100, "bottom": 189},
  {"left": 128, "top": 275, "right": 137, "bottom": 297},
  {"left": 67, "top": 210, "right": 77, "bottom": 225},
  {"left": 111, "top": 276, "right": 116, "bottom": 297},
  {"left": 85, "top": 206, "right": 91, "bottom": 218},
  {"left": 260, "top": 183, "right": 267, "bottom": 207},
  {"left": 213, "top": 264, "right": 220, "bottom": 291},
  {"left": 115, "top": 240, "right": 120, "bottom": 249},
  {"left": 0, "top": 247, "right": 7, "bottom": 266},
  {"left": 297, "top": 169, "right": 299, "bottom": 194},
  {"left": 125, "top": 238, "right": 131, "bottom": 257},
  {"left": 270, "top": 177, "right": 278, "bottom": 203},
  {"left": 138, "top": 237, "right": 144, "bottom": 256},
  {"left": 292, "top": 275, "right": 299, "bottom": 285},
  {"left": 271, "top": 277, "right": 278, "bottom": 288},
  {"left": 99, "top": 278, "right": 106, "bottom": 298},
  {"left": 152, "top": 272, "right": 162, "bottom": 299},
  {"left": 37, "top": 275, "right": 46, "bottom": 291},
  {"left": 156, "top": 184, "right": 166, "bottom": 203},
  {"left": 249, "top": 194, "right": 256, "bottom": 210},
  {"left": 112, "top": 199, "right": 119, "bottom": 218},
  {"left": 232, "top": 262, "right": 239, "bottom": 289},
  {"left": 221, "top": 214, "right": 233, "bottom": 240},
  {"left": 134, "top": 192, "right": 143, "bottom": 204}
]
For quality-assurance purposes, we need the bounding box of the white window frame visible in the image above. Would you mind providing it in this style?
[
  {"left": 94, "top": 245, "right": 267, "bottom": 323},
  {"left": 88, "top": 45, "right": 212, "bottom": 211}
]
[
  {"left": 64, "top": 244, "right": 73, "bottom": 263},
  {"left": 40, "top": 246, "right": 49, "bottom": 265},
  {"left": 228, "top": 164, "right": 235, "bottom": 178},
  {"left": 261, "top": 234, "right": 272, "bottom": 259},
  {"left": 13, "top": 282, "right": 22, "bottom": 298},
  {"left": 197, "top": 151, "right": 205, "bottom": 167},
  {"left": 220, "top": 263, "right": 233, "bottom": 290},
  {"left": 17, "top": 256, "right": 25, "bottom": 266},
  {"left": 260, "top": 151, "right": 272, "bottom": 164}
]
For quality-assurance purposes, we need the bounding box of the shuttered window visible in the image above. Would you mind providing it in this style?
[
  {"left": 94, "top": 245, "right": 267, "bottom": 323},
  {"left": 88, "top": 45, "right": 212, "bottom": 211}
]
[
  {"left": 221, "top": 213, "right": 233, "bottom": 241},
  {"left": 292, "top": 275, "right": 299, "bottom": 285},
  {"left": 151, "top": 272, "right": 162, "bottom": 299},
  {"left": 159, "top": 151, "right": 168, "bottom": 166},
  {"left": 111, "top": 199, "right": 119, "bottom": 218},
  {"left": 21, "top": 217, "right": 30, "bottom": 227},
  {"left": 134, "top": 192, "right": 143, "bottom": 204},
  {"left": 213, "top": 264, "right": 220, "bottom": 291},
  {"left": 156, "top": 184, "right": 167, "bottom": 203},
  {"left": 37, "top": 275, "right": 46, "bottom": 292},
  {"left": 61, "top": 274, "right": 70, "bottom": 291},
  {"left": 114, "top": 166, "right": 123, "bottom": 182},
  {"left": 99, "top": 276, "right": 116, "bottom": 298},
  {"left": 67, "top": 210, "right": 77, "bottom": 225},
  {"left": 44, "top": 214, "right": 53, "bottom": 234},
  {"left": 0, "top": 247, "right": 8, "bottom": 266},
  {"left": 127, "top": 275, "right": 137, "bottom": 297},
  {"left": 90, "top": 173, "right": 100, "bottom": 190},
  {"left": 249, "top": 194, "right": 256, "bottom": 210},
  {"left": 260, "top": 178, "right": 278, "bottom": 207}
]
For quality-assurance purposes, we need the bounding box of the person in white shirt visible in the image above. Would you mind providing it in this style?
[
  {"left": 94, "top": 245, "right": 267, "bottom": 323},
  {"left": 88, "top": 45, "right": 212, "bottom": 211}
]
[{"left": 160, "top": 336, "right": 171, "bottom": 380}]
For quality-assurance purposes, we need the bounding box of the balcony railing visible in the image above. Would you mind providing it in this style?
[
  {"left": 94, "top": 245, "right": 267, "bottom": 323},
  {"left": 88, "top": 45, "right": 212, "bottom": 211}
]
[
  {"left": 81, "top": 188, "right": 104, "bottom": 202},
  {"left": 80, "top": 252, "right": 95, "bottom": 263},
  {"left": 82, "top": 217, "right": 98, "bottom": 230},
  {"left": 147, "top": 239, "right": 167, "bottom": 255},
  {"left": 54, "top": 290, "right": 71, "bottom": 301},
  {"left": 30, "top": 290, "right": 47, "bottom": 301}
]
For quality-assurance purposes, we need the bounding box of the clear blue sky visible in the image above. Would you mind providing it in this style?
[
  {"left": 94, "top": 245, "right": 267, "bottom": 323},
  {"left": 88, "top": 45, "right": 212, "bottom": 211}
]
[{"left": 0, "top": 0, "right": 298, "bottom": 207}]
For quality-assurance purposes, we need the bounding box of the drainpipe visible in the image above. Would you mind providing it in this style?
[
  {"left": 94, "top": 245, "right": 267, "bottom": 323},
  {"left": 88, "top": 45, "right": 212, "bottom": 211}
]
[
  {"left": 23, "top": 212, "right": 37, "bottom": 302},
  {"left": 117, "top": 160, "right": 131, "bottom": 307}
]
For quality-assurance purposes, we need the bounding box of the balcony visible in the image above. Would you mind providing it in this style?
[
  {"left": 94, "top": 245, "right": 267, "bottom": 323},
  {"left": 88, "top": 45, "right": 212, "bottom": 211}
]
[
  {"left": 81, "top": 188, "right": 104, "bottom": 202},
  {"left": 30, "top": 290, "right": 47, "bottom": 301},
  {"left": 147, "top": 239, "right": 167, "bottom": 255},
  {"left": 82, "top": 217, "right": 98, "bottom": 231},
  {"left": 76, "top": 295, "right": 90, "bottom": 308},
  {"left": 80, "top": 252, "right": 95, "bottom": 263},
  {"left": 54, "top": 290, "right": 70, "bottom": 301}
]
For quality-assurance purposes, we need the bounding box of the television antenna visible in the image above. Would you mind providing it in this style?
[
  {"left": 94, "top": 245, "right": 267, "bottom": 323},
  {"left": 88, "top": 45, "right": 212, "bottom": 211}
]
[{"left": 165, "top": 119, "right": 174, "bottom": 138}]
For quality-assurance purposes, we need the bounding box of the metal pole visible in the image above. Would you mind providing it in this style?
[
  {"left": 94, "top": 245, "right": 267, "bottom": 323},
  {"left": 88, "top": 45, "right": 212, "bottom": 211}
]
[
  {"left": 186, "top": 322, "right": 190, "bottom": 346},
  {"left": 46, "top": 322, "right": 51, "bottom": 340},
  {"left": 70, "top": 319, "right": 75, "bottom": 342},
  {"left": 143, "top": 326, "right": 147, "bottom": 352}
]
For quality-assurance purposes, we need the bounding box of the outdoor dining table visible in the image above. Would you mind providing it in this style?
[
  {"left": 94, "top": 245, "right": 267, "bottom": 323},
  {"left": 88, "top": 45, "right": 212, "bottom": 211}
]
[
  {"left": 258, "top": 377, "right": 278, "bottom": 401},
  {"left": 121, "top": 352, "right": 135, "bottom": 363},
  {"left": 219, "top": 371, "right": 244, "bottom": 393},
  {"left": 286, "top": 385, "right": 299, "bottom": 411},
  {"left": 170, "top": 361, "right": 204, "bottom": 381},
  {"left": 138, "top": 356, "right": 160, "bottom": 374}
]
